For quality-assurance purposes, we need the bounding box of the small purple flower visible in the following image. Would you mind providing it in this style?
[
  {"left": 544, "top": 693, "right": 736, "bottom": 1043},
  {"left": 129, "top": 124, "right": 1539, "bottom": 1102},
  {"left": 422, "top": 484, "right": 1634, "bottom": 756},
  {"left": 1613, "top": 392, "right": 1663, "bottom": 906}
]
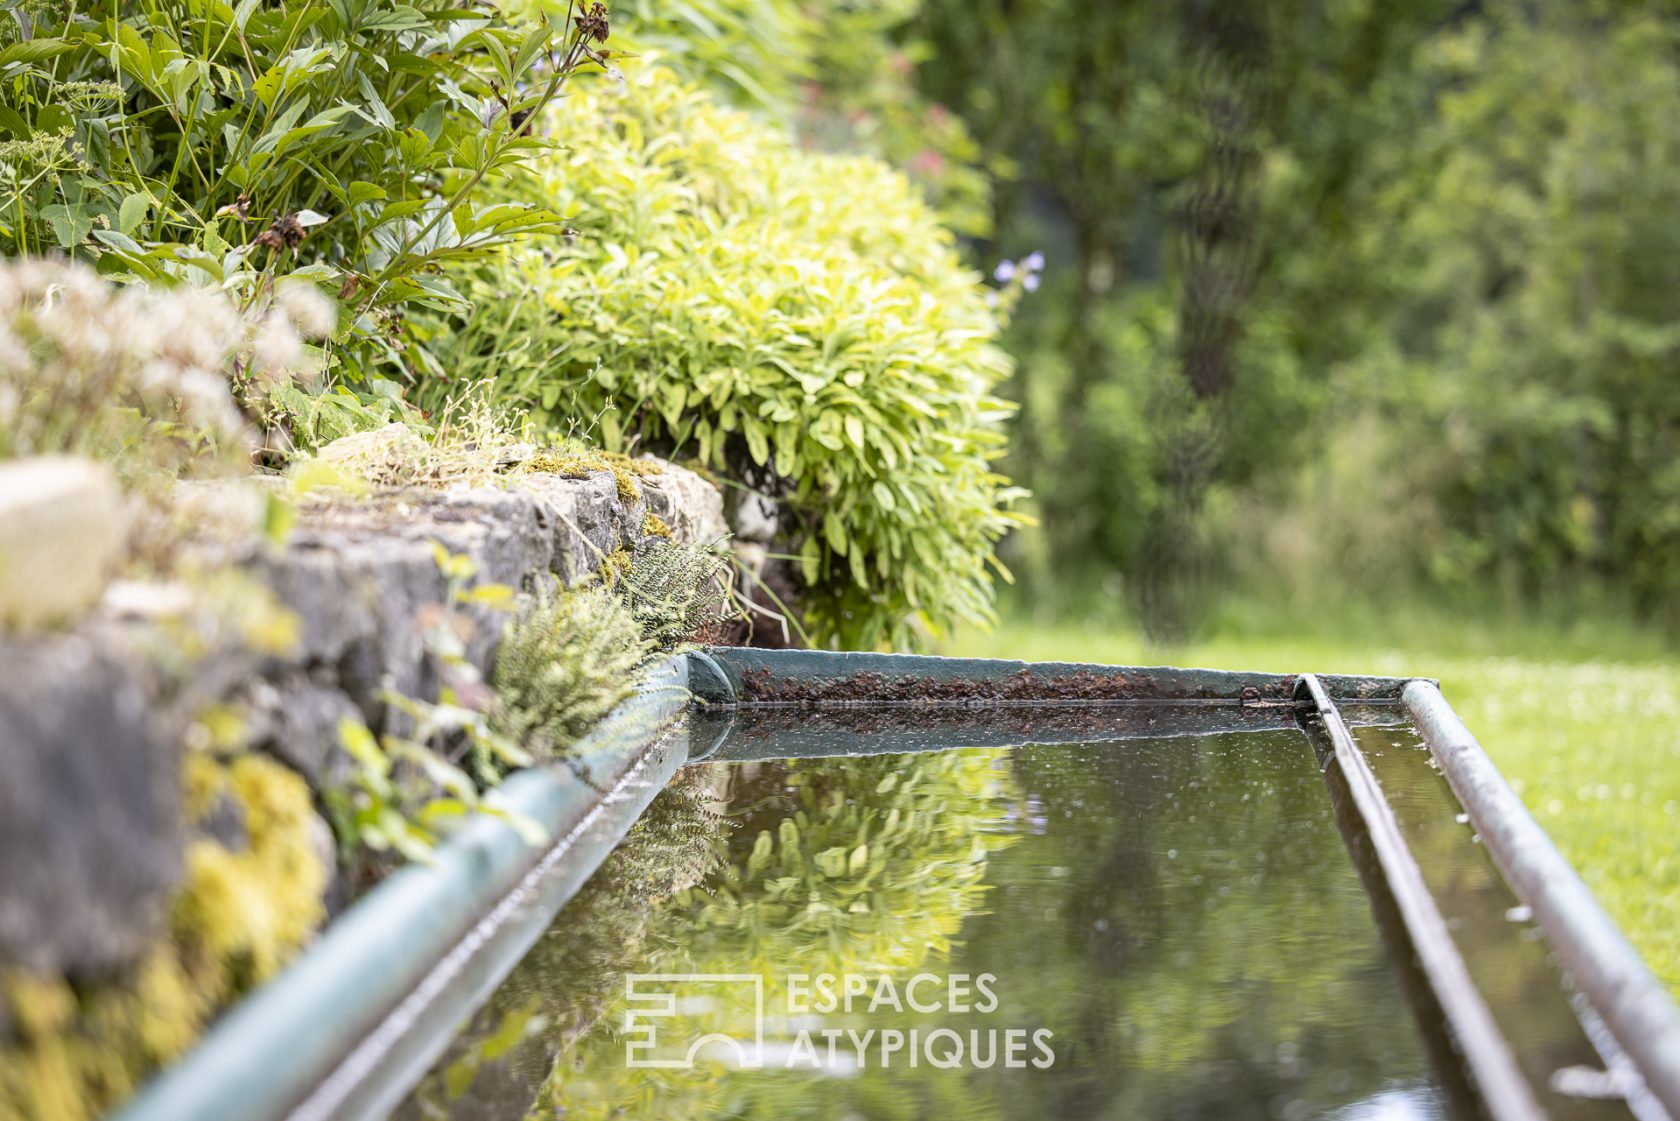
[
  {"left": 1023, "top": 250, "right": 1045, "bottom": 272},
  {"left": 1023, "top": 273, "right": 1040, "bottom": 293},
  {"left": 993, "top": 259, "right": 1016, "bottom": 282}
]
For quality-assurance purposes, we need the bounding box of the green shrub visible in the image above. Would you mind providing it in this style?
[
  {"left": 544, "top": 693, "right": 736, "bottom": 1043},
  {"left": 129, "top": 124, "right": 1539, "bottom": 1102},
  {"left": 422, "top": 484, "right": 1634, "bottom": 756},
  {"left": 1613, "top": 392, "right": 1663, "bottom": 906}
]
[
  {"left": 435, "top": 65, "right": 1025, "bottom": 649},
  {"left": 490, "top": 584, "right": 651, "bottom": 762},
  {"left": 605, "top": 1, "right": 994, "bottom": 235},
  {"left": 604, "top": 0, "right": 816, "bottom": 111},
  {"left": 0, "top": 0, "right": 604, "bottom": 399}
]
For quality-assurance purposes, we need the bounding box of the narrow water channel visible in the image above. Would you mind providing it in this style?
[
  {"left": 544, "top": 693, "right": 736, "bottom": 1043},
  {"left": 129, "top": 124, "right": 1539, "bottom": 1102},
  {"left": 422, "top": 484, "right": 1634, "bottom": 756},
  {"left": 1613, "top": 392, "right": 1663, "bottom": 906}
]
[
  {"left": 392, "top": 719, "right": 1472, "bottom": 1120},
  {"left": 1334, "top": 715, "right": 1646, "bottom": 1121}
]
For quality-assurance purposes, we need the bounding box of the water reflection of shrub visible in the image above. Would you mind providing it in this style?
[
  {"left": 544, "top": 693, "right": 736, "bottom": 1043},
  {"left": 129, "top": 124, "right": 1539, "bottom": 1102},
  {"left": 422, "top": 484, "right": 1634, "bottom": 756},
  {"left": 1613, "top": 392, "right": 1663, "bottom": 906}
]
[
  {"left": 534, "top": 750, "right": 1018, "bottom": 1120},
  {"left": 399, "top": 772, "right": 724, "bottom": 1120},
  {"left": 686, "top": 751, "right": 1016, "bottom": 975}
]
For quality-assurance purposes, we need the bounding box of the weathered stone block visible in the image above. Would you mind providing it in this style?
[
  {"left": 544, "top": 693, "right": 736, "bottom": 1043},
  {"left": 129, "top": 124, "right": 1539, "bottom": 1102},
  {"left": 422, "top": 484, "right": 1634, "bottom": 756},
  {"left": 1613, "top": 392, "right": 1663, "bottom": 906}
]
[
  {"left": 0, "top": 456, "right": 125, "bottom": 631},
  {"left": 0, "top": 455, "right": 727, "bottom": 981},
  {"left": 642, "top": 463, "right": 729, "bottom": 545},
  {"left": 0, "top": 633, "right": 181, "bottom": 976}
]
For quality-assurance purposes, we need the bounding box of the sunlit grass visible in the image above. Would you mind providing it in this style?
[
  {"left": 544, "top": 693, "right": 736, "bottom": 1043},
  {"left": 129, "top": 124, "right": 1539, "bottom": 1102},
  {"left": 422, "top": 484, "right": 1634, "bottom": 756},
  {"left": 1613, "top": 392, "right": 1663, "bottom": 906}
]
[{"left": 940, "top": 614, "right": 1680, "bottom": 995}]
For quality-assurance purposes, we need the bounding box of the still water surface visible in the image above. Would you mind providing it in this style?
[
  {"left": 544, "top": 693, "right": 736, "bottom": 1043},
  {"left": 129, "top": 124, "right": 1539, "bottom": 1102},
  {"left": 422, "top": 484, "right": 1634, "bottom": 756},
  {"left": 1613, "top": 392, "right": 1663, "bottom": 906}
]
[{"left": 395, "top": 723, "right": 1461, "bottom": 1120}]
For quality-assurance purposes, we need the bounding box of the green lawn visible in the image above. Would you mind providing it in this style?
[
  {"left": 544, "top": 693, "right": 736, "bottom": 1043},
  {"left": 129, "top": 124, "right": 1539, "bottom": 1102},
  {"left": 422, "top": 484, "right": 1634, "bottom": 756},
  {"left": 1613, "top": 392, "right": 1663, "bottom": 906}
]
[{"left": 939, "top": 616, "right": 1680, "bottom": 995}]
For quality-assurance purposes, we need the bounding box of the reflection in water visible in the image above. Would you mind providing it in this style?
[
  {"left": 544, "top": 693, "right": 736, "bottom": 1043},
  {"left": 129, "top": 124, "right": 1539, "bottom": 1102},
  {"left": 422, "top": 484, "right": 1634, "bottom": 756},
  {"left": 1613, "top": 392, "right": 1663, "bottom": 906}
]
[
  {"left": 1331, "top": 1087, "right": 1446, "bottom": 1120},
  {"left": 1344, "top": 719, "right": 1640, "bottom": 1121},
  {"left": 397, "top": 730, "right": 1454, "bottom": 1120}
]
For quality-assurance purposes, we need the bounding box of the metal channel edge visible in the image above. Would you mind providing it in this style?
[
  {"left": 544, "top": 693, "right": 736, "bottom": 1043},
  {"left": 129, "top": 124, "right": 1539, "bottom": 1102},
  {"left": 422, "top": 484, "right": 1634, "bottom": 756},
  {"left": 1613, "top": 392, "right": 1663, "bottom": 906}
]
[
  {"left": 1300, "top": 673, "right": 1546, "bottom": 1121},
  {"left": 108, "top": 655, "right": 693, "bottom": 1121},
  {"left": 696, "top": 647, "right": 1418, "bottom": 707},
  {"left": 291, "top": 728, "right": 690, "bottom": 1121},
  {"left": 1404, "top": 680, "right": 1680, "bottom": 1120}
]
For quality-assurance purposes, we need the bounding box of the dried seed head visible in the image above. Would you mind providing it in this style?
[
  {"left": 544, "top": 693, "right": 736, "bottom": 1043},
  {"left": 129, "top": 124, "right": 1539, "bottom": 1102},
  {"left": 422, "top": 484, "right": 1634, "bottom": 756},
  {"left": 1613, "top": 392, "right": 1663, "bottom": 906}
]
[
  {"left": 275, "top": 280, "right": 336, "bottom": 338},
  {"left": 256, "top": 212, "right": 308, "bottom": 251},
  {"left": 0, "top": 258, "right": 324, "bottom": 480},
  {"left": 575, "top": 2, "right": 609, "bottom": 44}
]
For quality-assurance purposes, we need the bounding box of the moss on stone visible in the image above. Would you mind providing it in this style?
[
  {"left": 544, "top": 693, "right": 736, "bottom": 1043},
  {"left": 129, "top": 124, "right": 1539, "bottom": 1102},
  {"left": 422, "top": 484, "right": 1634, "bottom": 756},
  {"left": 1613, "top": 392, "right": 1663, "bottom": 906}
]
[
  {"left": 524, "top": 447, "right": 660, "bottom": 504},
  {"left": 173, "top": 754, "right": 327, "bottom": 985},
  {"left": 642, "top": 511, "right": 672, "bottom": 539},
  {"left": 598, "top": 547, "right": 633, "bottom": 585},
  {"left": 0, "top": 753, "right": 326, "bottom": 1121}
]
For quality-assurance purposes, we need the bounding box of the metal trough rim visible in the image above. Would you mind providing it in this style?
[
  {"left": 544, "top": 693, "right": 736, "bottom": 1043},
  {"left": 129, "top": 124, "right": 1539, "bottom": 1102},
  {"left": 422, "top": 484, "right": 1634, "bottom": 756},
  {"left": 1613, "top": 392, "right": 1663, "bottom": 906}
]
[
  {"left": 1404, "top": 680, "right": 1680, "bottom": 1119},
  {"left": 1300, "top": 673, "right": 1546, "bottom": 1121},
  {"left": 101, "top": 648, "right": 1680, "bottom": 1121}
]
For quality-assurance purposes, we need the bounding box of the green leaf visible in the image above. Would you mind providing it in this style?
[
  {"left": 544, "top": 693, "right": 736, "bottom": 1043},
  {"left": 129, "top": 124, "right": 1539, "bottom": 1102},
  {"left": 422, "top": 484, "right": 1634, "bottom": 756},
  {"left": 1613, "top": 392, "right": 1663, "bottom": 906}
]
[
  {"left": 347, "top": 180, "right": 387, "bottom": 206},
  {"left": 89, "top": 229, "right": 143, "bottom": 255},
  {"left": 118, "top": 192, "right": 150, "bottom": 235},
  {"left": 800, "top": 534, "right": 823, "bottom": 585},
  {"left": 747, "top": 830, "right": 774, "bottom": 876},
  {"left": 39, "top": 203, "right": 93, "bottom": 248},
  {"left": 337, "top": 718, "right": 389, "bottom": 775},
  {"left": 0, "top": 38, "right": 72, "bottom": 68},
  {"left": 815, "top": 847, "right": 849, "bottom": 878},
  {"left": 844, "top": 413, "right": 865, "bottom": 450},
  {"left": 361, "top": 6, "right": 432, "bottom": 32}
]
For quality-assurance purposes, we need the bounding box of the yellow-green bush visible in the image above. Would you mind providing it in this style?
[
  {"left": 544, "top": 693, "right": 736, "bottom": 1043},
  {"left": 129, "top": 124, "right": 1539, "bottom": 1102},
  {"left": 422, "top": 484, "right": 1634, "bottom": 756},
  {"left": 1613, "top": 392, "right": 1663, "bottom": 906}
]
[{"left": 434, "top": 66, "right": 1024, "bottom": 649}]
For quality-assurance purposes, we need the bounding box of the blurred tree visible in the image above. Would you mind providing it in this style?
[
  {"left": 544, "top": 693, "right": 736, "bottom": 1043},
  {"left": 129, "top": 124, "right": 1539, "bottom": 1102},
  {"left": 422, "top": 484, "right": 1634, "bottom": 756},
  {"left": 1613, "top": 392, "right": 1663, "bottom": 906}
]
[
  {"left": 1345, "top": 3, "right": 1680, "bottom": 623},
  {"left": 908, "top": 0, "right": 1680, "bottom": 631},
  {"left": 910, "top": 0, "right": 1401, "bottom": 636}
]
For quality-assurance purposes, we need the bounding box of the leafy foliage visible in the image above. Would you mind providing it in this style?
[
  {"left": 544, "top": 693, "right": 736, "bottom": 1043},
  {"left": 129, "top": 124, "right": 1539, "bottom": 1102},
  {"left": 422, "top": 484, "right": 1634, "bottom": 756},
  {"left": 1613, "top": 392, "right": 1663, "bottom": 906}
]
[
  {"left": 490, "top": 583, "right": 652, "bottom": 764},
  {"left": 604, "top": 0, "right": 814, "bottom": 110},
  {"left": 438, "top": 65, "right": 1025, "bottom": 649},
  {"left": 0, "top": 0, "right": 603, "bottom": 397},
  {"left": 599, "top": 0, "right": 992, "bottom": 235},
  {"left": 603, "top": 538, "right": 733, "bottom": 652}
]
